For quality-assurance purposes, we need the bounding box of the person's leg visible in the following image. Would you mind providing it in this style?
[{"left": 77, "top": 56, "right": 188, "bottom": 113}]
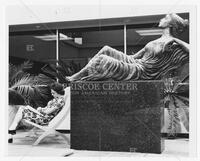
[
  {"left": 8, "top": 106, "right": 26, "bottom": 143},
  {"left": 25, "top": 105, "right": 43, "bottom": 116},
  {"left": 9, "top": 106, "right": 25, "bottom": 131}
]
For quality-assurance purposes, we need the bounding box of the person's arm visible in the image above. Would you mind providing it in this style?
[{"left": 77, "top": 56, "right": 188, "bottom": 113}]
[
  {"left": 37, "top": 102, "right": 50, "bottom": 113},
  {"left": 43, "top": 106, "right": 58, "bottom": 115},
  {"left": 132, "top": 48, "right": 146, "bottom": 59},
  {"left": 43, "top": 97, "right": 65, "bottom": 115}
]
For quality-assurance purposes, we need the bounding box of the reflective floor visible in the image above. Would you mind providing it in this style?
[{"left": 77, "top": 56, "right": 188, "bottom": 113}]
[{"left": 7, "top": 130, "right": 189, "bottom": 157}]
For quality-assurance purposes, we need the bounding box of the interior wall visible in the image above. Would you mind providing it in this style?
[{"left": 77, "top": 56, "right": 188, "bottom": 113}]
[
  {"left": 9, "top": 36, "right": 80, "bottom": 63},
  {"left": 59, "top": 42, "right": 79, "bottom": 60},
  {"left": 82, "top": 30, "right": 124, "bottom": 46},
  {"left": 9, "top": 36, "right": 56, "bottom": 62},
  {"left": 79, "top": 45, "right": 144, "bottom": 59},
  {"left": 9, "top": 20, "right": 189, "bottom": 63},
  {"left": 9, "top": 35, "right": 145, "bottom": 64}
]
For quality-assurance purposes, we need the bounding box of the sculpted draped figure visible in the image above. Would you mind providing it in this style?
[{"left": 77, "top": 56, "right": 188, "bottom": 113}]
[{"left": 66, "top": 13, "right": 189, "bottom": 82}]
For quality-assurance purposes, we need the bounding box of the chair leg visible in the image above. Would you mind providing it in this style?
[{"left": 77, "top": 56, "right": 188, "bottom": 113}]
[
  {"left": 33, "top": 130, "right": 52, "bottom": 146},
  {"left": 55, "top": 131, "right": 70, "bottom": 144},
  {"left": 26, "top": 127, "right": 39, "bottom": 137}
]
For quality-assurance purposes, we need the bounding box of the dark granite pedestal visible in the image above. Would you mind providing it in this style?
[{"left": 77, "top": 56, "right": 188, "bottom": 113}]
[{"left": 71, "top": 81, "right": 164, "bottom": 154}]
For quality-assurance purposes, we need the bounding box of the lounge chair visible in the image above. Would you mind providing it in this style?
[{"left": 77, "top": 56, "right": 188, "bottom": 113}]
[{"left": 23, "top": 87, "right": 71, "bottom": 146}]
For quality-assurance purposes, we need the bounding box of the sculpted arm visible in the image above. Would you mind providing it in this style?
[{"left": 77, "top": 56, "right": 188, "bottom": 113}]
[
  {"left": 132, "top": 48, "right": 146, "bottom": 59},
  {"left": 164, "top": 38, "right": 189, "bottom": 53},
  {"left": 174, "top": 38, "right": 189, "bottom": 53}
]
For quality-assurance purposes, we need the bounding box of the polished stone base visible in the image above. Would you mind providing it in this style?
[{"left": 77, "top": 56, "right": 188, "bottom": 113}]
[{"left": 71, "top": 81, "right": 164, "bottom": 153}]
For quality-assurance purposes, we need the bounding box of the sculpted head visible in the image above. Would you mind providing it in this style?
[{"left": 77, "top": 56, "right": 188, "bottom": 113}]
[{"left": 159, "top": 13, "right": 188, "bottom": 36}]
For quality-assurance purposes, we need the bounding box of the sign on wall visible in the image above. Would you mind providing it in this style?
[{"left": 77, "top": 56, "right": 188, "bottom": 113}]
[{"left": 26, "top": 44, "right": 35, "bottom": 52}]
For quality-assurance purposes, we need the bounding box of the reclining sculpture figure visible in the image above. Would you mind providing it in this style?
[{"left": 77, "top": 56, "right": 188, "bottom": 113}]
[{"left": 66, "top": 13, "right": 189, "bottom": 82}]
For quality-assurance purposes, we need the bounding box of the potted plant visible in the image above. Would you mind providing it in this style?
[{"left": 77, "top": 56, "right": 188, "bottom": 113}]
[{"left": 164, "top": 76, "right": 189, "bottom": 138}]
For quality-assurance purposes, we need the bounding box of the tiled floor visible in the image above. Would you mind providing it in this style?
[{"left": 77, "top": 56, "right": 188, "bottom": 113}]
[{"left": 7, "top": 130, "right": 189, "bottom": 157}]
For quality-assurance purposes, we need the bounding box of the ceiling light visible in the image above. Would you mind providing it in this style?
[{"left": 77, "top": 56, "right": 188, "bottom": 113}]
[
  {"left": 34, "top": 33, "right": 73, "bottom": 41},
  {"left": 135, "top": 29, "right": 163, "bottom": 36},
  {"left": 74, "top": 38, "right": 82, "bottom": 45},
  {"left": 34, "top": 33, "right": 83, "bottom": 45}
]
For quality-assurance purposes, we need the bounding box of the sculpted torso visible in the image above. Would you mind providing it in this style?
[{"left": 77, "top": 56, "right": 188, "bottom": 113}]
[{"left": 142, "top": 37, "right": 174, "bottom": 60}]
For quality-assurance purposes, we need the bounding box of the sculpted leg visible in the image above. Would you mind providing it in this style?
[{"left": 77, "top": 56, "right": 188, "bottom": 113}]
[
  {"left": 66, "top": 46, "right": 128, "bottom": 81},
  {"left": 95, "top": 45, "right": 126, "bottom": 60},
  {"left": 66, "top": 67, "right": 88, "bottom": 82}
]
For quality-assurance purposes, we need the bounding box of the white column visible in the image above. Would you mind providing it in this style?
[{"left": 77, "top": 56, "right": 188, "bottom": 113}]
[
  {"left": 56, "top": 29, "right": 60, "bottom": 62},
  {"left": 56, "top": 29, "right": 60, "bottom": 82},
  {"left": 124, "top": 24, "right": 127, "bottom": 54}
]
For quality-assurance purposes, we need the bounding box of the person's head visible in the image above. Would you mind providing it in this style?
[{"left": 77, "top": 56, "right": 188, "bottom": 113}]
[
  {"left": 49, "top": 82, "right": 65, "bottom": 98},
  {"left": 159, "top": 13, "right": 188, "bottom": 36}
]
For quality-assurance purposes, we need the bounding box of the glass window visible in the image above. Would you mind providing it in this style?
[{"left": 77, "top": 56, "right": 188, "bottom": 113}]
[{"left": 59, "top": 27, "right": 124, "bottom": 76}]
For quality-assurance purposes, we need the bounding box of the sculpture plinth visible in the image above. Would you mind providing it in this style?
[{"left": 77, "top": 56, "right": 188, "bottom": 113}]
[{"left": 71, "top": 81, "right": 164, "bottom": 153}]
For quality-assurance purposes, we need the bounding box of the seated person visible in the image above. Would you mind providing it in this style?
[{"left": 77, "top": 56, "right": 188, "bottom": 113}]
[{"left": 8, "top": 82, "right": 65, "bottom": 143}]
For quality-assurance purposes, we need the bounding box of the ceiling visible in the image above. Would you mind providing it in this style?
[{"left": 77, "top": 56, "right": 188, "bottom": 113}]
[
  {"left": 6, "top": 4, "right": 191, "bottom": 25},
  {"left": 9, "top": 13, "right": 189, "bottom": 33}
]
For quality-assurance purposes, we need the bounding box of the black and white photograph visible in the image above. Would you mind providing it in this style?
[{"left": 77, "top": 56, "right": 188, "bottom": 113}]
[{"left": 1, "top": 0, "right": 199, "bottom": 161}]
